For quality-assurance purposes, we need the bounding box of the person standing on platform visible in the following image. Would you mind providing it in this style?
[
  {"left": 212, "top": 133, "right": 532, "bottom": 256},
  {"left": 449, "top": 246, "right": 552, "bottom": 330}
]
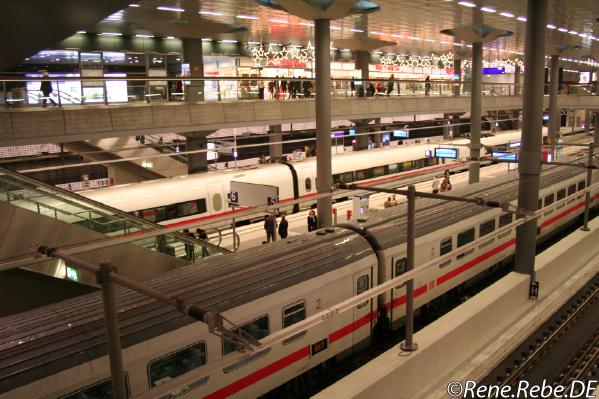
[
  {"left": 196, "top": 228, "right": 209, "bottom": 257},
  {"left": 425, "top": 75, "right": 431, "bottom": 96},
  {"left": 432, "top": 175, "right": 440, "bottom": 194},
  {"left": 278, "top": 215, "right": 288, "bottom": 239},
  {"left": 258, "top": 80, "right": 265, "bottom": 99},
  {"left": 281, "top": 79, "right": 287, "bottom": 99},
  {"left": 384, "top": 197, "right": 394, "bottom": 208},
  {"left": 182, "top": 229, "right": 195, "bottom": 260},
  {"left": 386, "top": 74, "right": 395, "bottom": 96},
  {"left": 307, "top": 209, "right": 318, "bottom": 232},
  {"left": 263, "top": 214, "right": 276, "bottom": 243},
  {"left": 40, "top": 72, "right": 57, "bottom": 108},
  {"left": 391, "top": 194, "right": 398, "bottom": 206}
]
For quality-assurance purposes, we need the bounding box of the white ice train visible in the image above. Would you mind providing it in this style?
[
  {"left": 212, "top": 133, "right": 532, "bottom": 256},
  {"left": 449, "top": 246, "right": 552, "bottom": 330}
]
[
  {"left": 79, "top": 130, "right": 538, "bottom": 228},
  {"left": 1, "top": 162, "right": 596, "bottom": 399}
]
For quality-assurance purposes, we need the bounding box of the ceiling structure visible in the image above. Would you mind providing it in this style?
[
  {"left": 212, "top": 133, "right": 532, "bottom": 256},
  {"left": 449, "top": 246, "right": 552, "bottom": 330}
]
[{"left": 82, "top": 0, "right": 599, "bottom": 61}]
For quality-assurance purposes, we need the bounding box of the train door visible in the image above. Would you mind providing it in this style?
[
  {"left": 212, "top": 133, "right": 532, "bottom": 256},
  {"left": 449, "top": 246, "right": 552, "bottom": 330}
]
[
  {"left": 353, "top": 270, "right": 373, "bottom": 345},
  {"left": 390, "top": 256, "right": 407, "bottom": 323}
]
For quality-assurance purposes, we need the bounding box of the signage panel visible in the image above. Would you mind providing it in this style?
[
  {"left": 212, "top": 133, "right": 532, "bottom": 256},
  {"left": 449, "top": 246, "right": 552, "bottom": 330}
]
[
  {"left": 434, "top": 147, "right": 458, "bottom": 159},
  {"left": 492, "top": 151, "right": 517, "bottom": 161},
  {"left": 230, "top": 181, "right": 279, "bottom": 207}
]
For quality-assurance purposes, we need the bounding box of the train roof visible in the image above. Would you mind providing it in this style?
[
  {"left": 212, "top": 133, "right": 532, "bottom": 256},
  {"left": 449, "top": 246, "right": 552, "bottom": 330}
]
[
  {"left": 0, "top": 228, "right": 372, "bottom": 394},
  {"left": 358, "top": 165, "right": 583, "bottom": 250}
]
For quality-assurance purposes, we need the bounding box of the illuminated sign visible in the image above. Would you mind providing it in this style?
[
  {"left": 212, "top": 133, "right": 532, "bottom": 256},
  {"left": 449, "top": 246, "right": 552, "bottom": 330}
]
[
  {"left": 348, "top": 129, "right": 356, "bottom": 135},
  {"left": 311, "top": 338, "right": 328, "bottom": 355},
  {"left": 425, "top": 149, "right": 433, "bottom": 157},
  {"left": 579, "top": 72, "right": 590, "bottom": 84},
  {"left": 492, "top": 151, "right": 517, "bottom": 161},
  {"left": 482, "top": 67, "right": 505, "bottom": 74},
  {"left": 66, "top": 266, "right": 79, "bottom": 282},
  {"left": 393, "top": 130, "right": 409, "bottom": 138},
  {"left": 509, "top": 141, "right": 521, "bottom": 148},
  {"left": 434, "top": 148, "right": 458, "bottom": 159}
]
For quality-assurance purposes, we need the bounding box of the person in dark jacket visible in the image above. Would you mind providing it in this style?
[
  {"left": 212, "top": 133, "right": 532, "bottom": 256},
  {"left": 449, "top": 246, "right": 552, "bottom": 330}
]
[
  {"left": 307, "top": 209, "right": 318, "bottom": 232},
  {"left": 302, "top": 79, "right": 312, "bottom": 98},
  {"left": 278, "top": 215, "right": 288, "bottom": 238},
  {"left": 264, "top": 214, "right": 276, "bottom": 243},
  {"left": 386, "top": 74, "right": 395, "bottom": 96},
  {"left": 367, "top": 82, "right": 376, "bottom": 97},
  {"left": 40, "top": 72, "right": 57, "bottom": 108},
  {"left": 182, "top": 228, "right": 195, "bottom": 260}
]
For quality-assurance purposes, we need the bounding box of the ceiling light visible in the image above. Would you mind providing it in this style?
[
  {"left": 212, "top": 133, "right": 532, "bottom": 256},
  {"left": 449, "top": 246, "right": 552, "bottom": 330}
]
[
  {"left": 270, "top": 18, "right": 287, "bottom": 23},
  {"left": 373, "top": 51, "right": 383, "bottom": 54},
  {"left": 135, "top": 34, "right": 154, "bottom": 38},
  {"left": 236, "top": 14, "right": 258, "bottom": 19},
  {"left": 199, "top": 10, "right": 224, "bottom": 16},
  {"left": 568, "top": 30, "right": 578, "bottom": 35},
  {"left": 341, "top": 48, "right": 351, "bottom": 51},
  {"left": 547, "top": 24, "right": 557, "bottom": 29},
  {"left": 517, "top": 16, "right": 527, "bottom": 22},
  {"left": 165, "top": 36, "right": 175, "bottom": 39},
  {"left": 129, "top": 4, "right": 140, "bottom": 7},
  {"left": 247, "top": 41, "right": 260, "bottom": 45},
  {"left": 76, "top": 30, "right": 86, "bottom": 34},
  {"left": 157, "top": 6, "right": 184, "bottom": 12},
  {"left": 100, "top": 32, "right": 122, "bottom": 36},
  {"left": 499, "top": 12, "right": 514, "bottom": 18},
  {"left": 481, "top": 7, "right": 496, "bottom": 13},
  {"left": 454, "top": 42, "right": 463, "bottom": 46},
  {"left": 201, "top": 38, "right": 212, "bottom": 41},
  {"left": 457, "top": 1, "right": 476, "bottom": 7},
  {"left": 558, "top": 27, "right": 568, "bottom": 32},
  {"left": 219, "top": 39, "right": 237, "bottom": 43},
  {"left": 579, "top": 33, "right": 588, "bottom": 37},
  {"left": 300, "top": 22, "right": 314, "bottom": 26},
  {"left": 370, "top": 31, "right": 384, "bottom": 35},
  {"left": 349, "top": 29, "right": 364, "bottom": 33},
  {"left": 269, "top": 43, "right": 282, "bottom": 46}
]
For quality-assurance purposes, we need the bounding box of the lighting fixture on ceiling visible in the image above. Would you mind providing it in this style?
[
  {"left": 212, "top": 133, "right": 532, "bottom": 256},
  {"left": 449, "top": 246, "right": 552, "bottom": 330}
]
[
  {"left": 165, "top": 36, "right": 175, "bottom": 39},
  {"left": 135, "top": 34, "right": 154, "bottom": 38},
  {"left": 391, "top": 34, "right": 402, "bottom": 38},
  {"left": 201, "top": 38, "right": 212, "bottom": 41},
  {"left": 371, "top": 31, "right": 384, "bottom": 35},
  {"left": 247, "top": 41, "right": 261, "bottom": 45},
  {"left": 557, "top": 27, "right": 568, "bottom": 32},
  {"left": 457, "top": 1, "right": 476, "bottom": 7},
  {"left": 547, "top": 24, "right": 557, "bottom": 29},
  {"left": 129, "top": 4, "right": 140, "bottom": 7},
  {"left": 516, "top": 16, "right": 527, "bottom": 22},
  {"left": 76, "top": 31, "right": 86, "bottom": 34},
  {"left": 199, "top": 10, "right": 224, "bottom": 16},
  {"left": 349, "top": 29, "right": 364, "bottom": 33},
  {"left": 219, "top": 39, "right": 238, "bottom": 43},
  {"left": 100, "top": 32, "right": 122, "bottom": 36},
  {"left": 299, "top": 22, "right": 314, "bottom": 26},
  {"left": 157, "top": 6, "right": 184, "bottom": 12},
  {"left": 236, "top": 14, "right": 258, "bottom": 20},
  {"left": 270, "top": 18, "right": 287, "bottom": 23},
  {"left": 499, "top": 12, "right": 514, "bottom": 18},
  {"left": 568, "top": 30, "right": 578, "bottom": 35},
  {"left": 330, "top": 25, "right": 341, "bottom": 30},
  {"left": 481, "top": 7, "right": 496, "bottom": 13}
]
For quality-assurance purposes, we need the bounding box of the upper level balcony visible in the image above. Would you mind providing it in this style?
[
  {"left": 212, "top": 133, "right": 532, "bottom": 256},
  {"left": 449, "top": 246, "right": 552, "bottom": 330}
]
[{"left": 1, "top": 77, "right": 597, "bottom": 146}]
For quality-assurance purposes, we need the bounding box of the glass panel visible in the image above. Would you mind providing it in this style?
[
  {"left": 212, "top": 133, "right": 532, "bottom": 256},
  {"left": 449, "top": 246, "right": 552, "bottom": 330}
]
[
  {"left": 568, "top": 184, "right": 576, "bottom": 196},
  {"left": 480, "top": 219, "right": 495, "bottom": 237},
  {"left": 457, "top": 228, "right": 475, "bottom": 247},
  {"left": 395, "top": 257, "right": 407, "bottom": 276},
  {"left": 60, "top": 378, "right": 123, "bottom": 399},
  {"left": 372, "top": 166, "right": 386, "bottom": 177},
  {"left": 149, "top": 342, "right": 207, "bottom": 387},
  {"left": 440, "top": 238, "right": 452, "bottom": 255},
  {"left": 223, "top": 316, "right": 269, "bottom": 355},
  {"left": 283, "top": 302, "right": 306, "bottom": 328},
  {"left": 557, "top": 189, "right": 566, "bottom": 201},
  {"left": 499, "top": 213, "right": 513, "bottom": 227},
  {"left": 305, "top": 178, "right": 312, "bottom": 192},
  {"left": 544, "top": 193, "right": 554, "bottom": 206},
  {"left": 578, "top": 181, "right": 585, "bottom": 191},
  {"left": 388, "top": 163, "right": 398, "bottom": 174},
  {"left": 212, "top": 194, "right": 222, "bottom": 212},
  {"left": 357, "top": 275, "right": 369, "bottom": 294}
]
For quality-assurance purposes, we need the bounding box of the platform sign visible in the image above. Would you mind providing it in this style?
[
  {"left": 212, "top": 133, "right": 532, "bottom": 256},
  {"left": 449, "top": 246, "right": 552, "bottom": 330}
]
[
  {"left": 434, "top": 148, "right": 458, "bottom": 159},
  {"left": 529, "top": 281, "right": 539, "bottom": 300},
  {"left": 229, "top": 181, "right": 279, "bottom": 207},
  {"left": 509, "top": 141, "right": 521, "bottom": 148},
  {"left": 393, "top": 130, "right": 409, "bottom": 138},
  {"left": 492, "top": 151, "right": 517, "bottom": 161}
]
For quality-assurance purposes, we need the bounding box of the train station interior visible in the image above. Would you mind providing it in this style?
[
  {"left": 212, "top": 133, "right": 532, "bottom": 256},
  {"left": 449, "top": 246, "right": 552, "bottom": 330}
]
[{"left": 0, "top": 0, "right": 598, "bottom": 398}]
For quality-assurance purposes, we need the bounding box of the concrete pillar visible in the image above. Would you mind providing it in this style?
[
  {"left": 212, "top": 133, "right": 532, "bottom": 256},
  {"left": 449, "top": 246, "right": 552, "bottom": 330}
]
[
  {"left": 514, "top": 65, "right": 521, "bottom": 96},
  {"left": 513, "top": 109, "right": 521, "bottom": 130},
  {"left": 584, "top": 110, "right": 591, "bottom": 134},
  {"left": 514, "top": 0, "right": 548, "bottom": 276},
  {"left": 373, "top": 118, "right": 382, "bottom": 147},
  {"left": 548, "top": 55, "right": 560, "bottom": 144},
  {"left": 355, "top": 50, "right": 370, "bottom": 96},
  {"left": 443, "top": 113, "right": 452, "bottom": 139},
  {"left": 315, "top": 18, "right": 332, "bottom": 228},
  {"left": 269, "top": 125, "right": 283, "bottom": 162},
  {"left": 453, "top": 59, "right": 462, "bottom": 96},
  {"left": 353, "top": 121, "right": 370, "bottom": 150},
  {"left": 185, "top": 133, "right": 208, "bottom": 174},
  {"left": 595, "top": 112, "right": 599, "bottom": 144},
  {"left": 468, "top": 41, "right": 483, "bottom": 184},
  {"left": 182, "top": 39, "right": 204, "bottom": 102}
]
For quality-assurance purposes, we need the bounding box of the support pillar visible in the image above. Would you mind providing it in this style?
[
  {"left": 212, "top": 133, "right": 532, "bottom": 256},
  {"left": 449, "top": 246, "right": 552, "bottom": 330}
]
[
  {"left": 269, "top": 125, "right": 283, "bottom": 162},
  {"left": 182, "top": 39, "right": 205, "bottom": 102},
  {"left": 353, "top": 121, "right": 370, "bottom": 150},
  {"left": 548, "top": 55, "right": 560, "bottom": 144},
  {"left": 514, "top": 65, "right": 521, "bottom": 96},
  {"left": 595, "top": 112, "right": 599, "bottom": 144},
  {"left": 185, "top": 133, "right": 208, "bottom": 174},
  {"left": 584, "top": 110, "right": 591, "bottom": 134},
  {"left": 355, "top": 50, "right": 370, "bottom": 96},
  {"left": 512, "top": 109, "right": 521, "bottom": 130},
  {"left": 514, "top": 0, "right": 548, "bottom": 276},
  {"left": 453, "top": 58, "right": 462, "bottom": 96},
  {"left": 373, "top": 118, "right": 382, "bottom": 147},
  {"left": 315, "top": 18, "right": 332, "bottom": 228},
  {"left": 468, "top": 41, "right": 483, "bottom": 184}
]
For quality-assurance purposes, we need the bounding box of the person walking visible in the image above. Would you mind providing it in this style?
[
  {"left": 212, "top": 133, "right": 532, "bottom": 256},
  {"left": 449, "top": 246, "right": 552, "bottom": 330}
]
[
  {"left": 278, "top": 215, "right": 288, "bottom": 239},
  {"left": 425, "top": 75, "right": 431, "bottom": 96},
  {"left": 307, "top": 209, "right": 318, "bottom": 232},
  {"left": 386, "top": 74, "right": 395, "bottom": 96},
  {"left": 40, "top": 72, "right": 57, "bottom": 108},
  {"left": 432, "top": 175, "right": 440, "bottom": 194},
  {"left": 263, "top": 214, "right": 277, "bottom": 243},
  {"left": 195, "top": 228, "right": 209, "bottom": 257},
  {"left": 258, "top": 80, "right": 265, "bottom": 99},
  {"left": 182, "top": 228, "right": 195, "bottom": 260}
]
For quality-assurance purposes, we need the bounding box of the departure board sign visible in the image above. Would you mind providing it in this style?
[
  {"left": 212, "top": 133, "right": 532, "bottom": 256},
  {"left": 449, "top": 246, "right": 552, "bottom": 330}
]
[
  {"left": 434, "top": 148, "right": 458, "bottom": 159},
  {"left": 492, "top": 151, "right": 517, "bottom": 161},
  {"left": 393, "top": 130, "right": 409, "bottom": 138},
  {"left": 509, "top": 141, "right": 521, "bottom": 148}
]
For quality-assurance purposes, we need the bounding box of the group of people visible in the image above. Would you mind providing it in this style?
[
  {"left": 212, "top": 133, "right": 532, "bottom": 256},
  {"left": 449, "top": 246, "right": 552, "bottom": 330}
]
[
  {"left": 383, "top": 194, "right": 400, "bottom": 208},
  {"left": 263, "top": 209, "right": 319, "bottom": 244},
  {"left": 432, "top": 170, "right": 453, "bottom": 194},
  {"left": 260, "top": 76, "right": 313, "bottom": 100},
  {"left": 181, "top": 228, "right": 210, "bottom": 260}
]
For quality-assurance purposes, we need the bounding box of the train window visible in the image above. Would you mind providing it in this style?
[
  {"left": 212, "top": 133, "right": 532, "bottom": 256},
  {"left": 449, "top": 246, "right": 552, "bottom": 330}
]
[
  {"left": 283, "top": 301, "right": 306, "bottom": 328},
  {"left": 568, "top": 184, "right": 576, "bottom": 196},
  {"left": 480, "top": 219, "right": 496, "bottom": 237},
  {"left": 333, "top": 172, "right": 354, "bottom": 185},
  {"left": 457, "top": 228, "right": 475, "bottom": 247},
  {"left": 223, "top": 315, "right": 269, "bottom": 356},
  {"left": 395, "top": 257, "right": 407, "bottom": 276},
  {"left": 499, "top": 213, "right": 513, "bottom": 227},
  {"left": 60, "top": 376, "right": 129, "bottom": 399},
  {"left": 577, "top": 181, "right": 586, "bottom": 191},
  {"left": 388, "top": 163, "right": 398, "bottom": 174},
  {"left": 212, "top": 193, "right": 222, "bottom": 211},
  {"left": 305, "top": 178, "right": 312, "bottom": 192},
  {"left": 440, "top": 238, "right": 452, "bottom": 256},
  {"left": 177, "top": 201, "right": 198, "bottom": 217},
  {"left": 148, "top": 342, "right": 206, "bottom": 387},
  {"left": 372, "top": 166, "right": 386, "bottom": 178},
  {"left": 557, "top": 189, "right": 566, "bottom": 201},
  {"left": 544, "top": 193, "right": 554, "bottom": 206},
  {"left": 356, "top": 275, "right": 370, "bottom": 308}
]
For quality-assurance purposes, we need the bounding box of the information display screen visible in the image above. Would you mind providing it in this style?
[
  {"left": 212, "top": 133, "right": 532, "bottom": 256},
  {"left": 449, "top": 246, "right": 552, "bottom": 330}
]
[
  {"left": 509, "top": 141, "right": 521, "bottom": 148},
  {"left": 434, "top": 147, "right": 458, "bottom": 159},
  {"left": 492, "top": 151, "right": 517, "bottom": 161},
  {"left": 393, "top": 130, "right": 409, "bottom": 138}
]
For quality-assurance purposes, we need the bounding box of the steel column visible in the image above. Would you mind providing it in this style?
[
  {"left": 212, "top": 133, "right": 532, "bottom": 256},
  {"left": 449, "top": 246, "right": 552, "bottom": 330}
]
[
  {"left": 315, "top": 18, "right": 332, "bottom": 228},
  {"left": 182, "top": 39, "right": 205, "bottom": 102},
  {"left": 581, "top": 143, "right": 594, "bottom": 231},
  {"left": 514, "top": 0, "right": 548, "bottom": 276},
  {"left": 98, "top": 262, "right": 127, "bottom": 399},
  {"left": 400, "top": 185, "right": 417, "bottom": 352},
  {"left": 469, "top": 42, "right": 483, "bottom": 184},
  {"left": 453, "top": 58, "right": 462, "bottom": 96},
  {"left": 595, "top": 112, "right": 599, "bottom": 144},
  {"left": 548, "top": 55, "right": 560, "bottom": 146}
]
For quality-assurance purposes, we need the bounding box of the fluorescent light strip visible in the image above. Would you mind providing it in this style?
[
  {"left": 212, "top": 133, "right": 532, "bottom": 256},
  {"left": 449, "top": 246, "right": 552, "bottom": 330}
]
[
  {"left": 568, "top": 30, "right": 578, "bottom": 35},
  {"left": 558, "top": 27, "right": 568, "bottom": 32},
  {"left": 129, "top": 4, "right": 140, "bottom": 7},
  {"left": 157, "top": 6, "right": 184, "bottom": 12},
  {"left": 390, "top": 34, "right": 402, "bottom": 38},
  {"left": 199, "top": 10, "right": 224, "bottom": 16},
  {"left": 330, "top": 25, "right": 341, "bottom": 30},
  {"left": 370, "top": 31, "right": 384, "bottom": 35},
  {"left": 299, "top": 22, "right": 314, "bottom": 26},
  {"left": 517, "top": 16, "right": 527, "bottom": 22},
  {"left": 201, "top": 38, "right": 212, "bottom": 41},
  {"left": 499, "top": 12, "right": 514, "bottom": 18},
  {"left": 481, "top": 6, "right": 496, "bottom": 12},
  {"left": 100, "top": 32, "right": 122, "bottom": 36},
  {"left": 547, "top": 24, "right": 557, "bottom": 29},
  {"left": 247, "top": 41, "right": 260, "bottom": 45},
  {"left": 219, "top": 39, "right": 237, "bottom": 43},
  {"left": 76, "top": 30, "right": 86, "bottom": 34},
  {"left": 165, "top": 36, "right": 175, "bottom": 39},
  {"left": 135, "top": 34, "right": 154, "bottom": 38},
  {"left": 457, "top": 1, "right": 476, "bottom": 7},
  {"left": 349, "top": 29, "right": 364, "bottom": 33},
  {"left": 236, "top": 14, "right": 258, "bottom": 19}
]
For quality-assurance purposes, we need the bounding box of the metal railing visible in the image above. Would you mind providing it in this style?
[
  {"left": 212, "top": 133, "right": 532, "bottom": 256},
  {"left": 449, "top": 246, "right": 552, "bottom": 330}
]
[{"left": 1, "top": 76, "right": 597, "bottom": 109}]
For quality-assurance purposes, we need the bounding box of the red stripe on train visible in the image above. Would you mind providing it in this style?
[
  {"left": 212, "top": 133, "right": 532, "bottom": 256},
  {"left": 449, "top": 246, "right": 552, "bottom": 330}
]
[
  {"left": 203, "top": 346, "right": 310, "bottom": 399},
  {"left": 328, "top": 311, "right": 373, "bottom": 344}
]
